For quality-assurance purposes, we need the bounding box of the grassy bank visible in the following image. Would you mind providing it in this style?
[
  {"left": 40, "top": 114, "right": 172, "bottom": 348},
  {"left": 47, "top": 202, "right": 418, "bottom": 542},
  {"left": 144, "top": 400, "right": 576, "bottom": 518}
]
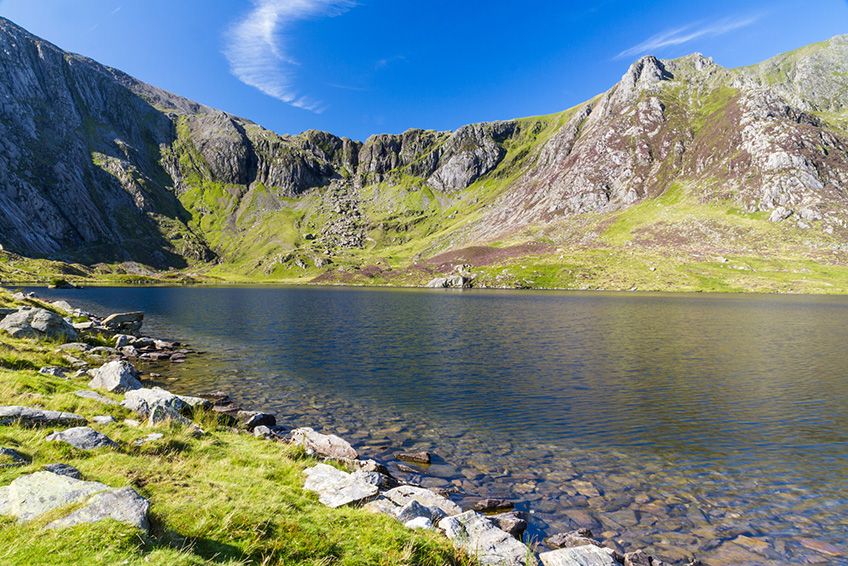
[{"left": 0, "top": 291, "right": 471, "bottom": 565}]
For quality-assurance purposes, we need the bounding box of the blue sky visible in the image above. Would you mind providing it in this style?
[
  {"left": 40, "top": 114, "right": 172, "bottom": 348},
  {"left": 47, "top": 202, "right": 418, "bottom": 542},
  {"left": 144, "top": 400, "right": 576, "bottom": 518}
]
[{"left": 1, "top": 1, "right": 846, "bottom": 142}]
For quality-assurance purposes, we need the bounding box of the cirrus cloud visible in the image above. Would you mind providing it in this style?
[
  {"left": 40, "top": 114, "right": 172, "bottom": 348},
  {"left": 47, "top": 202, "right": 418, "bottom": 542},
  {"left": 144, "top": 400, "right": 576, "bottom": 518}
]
[
  {"left": 615, "top": 14, "right": 762, "bottom": 60},
  {"left": 224, "top": 0, "right": 355, "bottom": 112}
]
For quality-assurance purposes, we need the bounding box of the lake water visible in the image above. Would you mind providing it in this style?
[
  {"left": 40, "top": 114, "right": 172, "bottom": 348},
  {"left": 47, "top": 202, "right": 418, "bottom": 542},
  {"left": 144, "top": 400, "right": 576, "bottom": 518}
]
[{"left": 30, "top": 286, "right": 848, "bottom": 565}]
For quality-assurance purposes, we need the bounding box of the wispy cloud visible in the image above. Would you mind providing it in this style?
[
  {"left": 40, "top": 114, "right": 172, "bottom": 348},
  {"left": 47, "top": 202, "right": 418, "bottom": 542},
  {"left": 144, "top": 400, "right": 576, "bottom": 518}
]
[
  {"left": 224, "top": 0, "right": 355, "bottom": 112},
  {"left": 615, "top": 15, "right": 761, "bottom": 60}
]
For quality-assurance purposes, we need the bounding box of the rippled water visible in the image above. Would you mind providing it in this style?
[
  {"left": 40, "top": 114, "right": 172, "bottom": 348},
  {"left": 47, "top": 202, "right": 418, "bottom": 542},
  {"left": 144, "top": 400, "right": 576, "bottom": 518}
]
[{"left": 31, "top": 286, "right": 848, "bottom": 564}]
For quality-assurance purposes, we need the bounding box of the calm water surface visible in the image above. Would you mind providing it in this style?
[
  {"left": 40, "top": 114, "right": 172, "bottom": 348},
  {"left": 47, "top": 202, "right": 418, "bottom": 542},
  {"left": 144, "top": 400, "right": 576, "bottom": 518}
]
[{"left": 32, "top": 286, "right": 848, "bottom": 565}]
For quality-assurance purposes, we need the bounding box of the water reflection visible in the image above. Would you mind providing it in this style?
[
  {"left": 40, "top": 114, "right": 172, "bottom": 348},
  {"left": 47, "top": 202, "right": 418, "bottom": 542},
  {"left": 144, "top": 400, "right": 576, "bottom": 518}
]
[{"left": 29, "top": 286, "right": 848, "bottom": 565}]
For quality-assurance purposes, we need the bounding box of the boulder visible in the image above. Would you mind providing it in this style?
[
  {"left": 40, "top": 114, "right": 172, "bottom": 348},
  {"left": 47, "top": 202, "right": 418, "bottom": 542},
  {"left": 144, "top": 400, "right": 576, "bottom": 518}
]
[
  {"left": 303, "top": 463, "right": 379, "bottom": 508},
  {"left": 0, "top": 406, "right": 86, "bottom": 427},
  {"left": 290, "top": 427, "right": 358, "bottom": 460},
  {"left": 396, "top": 499, "right": 438, "bottom": 524},
  {"left": 45, "top": 486, "right": 149, "bottom": 532},
  {"left": 253, "top": 425, "right": 272, "bottom": 438},
  {"left": 122, "top": 387, "right": 188, "bottom": 417},
  {"left": 383, "top": 485, "right": 462, "bottom": 517},
  {"left": 101, "top": 312, "right": 144, "bottom": 335},
  {"left": 768, "top": 206, "right": 792, "bottom": 222},
  {"left": 0, "top": 308, "right": 77, "bottom": 341},
  {"left": 363, "top": 496, "right": 400, "bottom": 516},
  {"left": 539, "top": 546, "right": 618, "bottom": 566},
  {"left": 440, "top": 510, "right": 537, "bottom": 566},
  {"left": 0, "top": 471, "right": 109, "bottom": 522},
  {"left": 113, "top": 334, "right": 131, "bottom": 348},
  {"left": 73, "top": 390, "right": 120, "bottom": 405},
  {"left": 46, "top": 426, "right": 119, "bottom": 450},
  {"left": 42, "top": 463, "right": 82, "bottom": 479},
  {"left": 88, "top": 360, "right": 142, "bottom": 393},
  {"left": 51, "top": 300, "right": 74, "bottom": 310}
]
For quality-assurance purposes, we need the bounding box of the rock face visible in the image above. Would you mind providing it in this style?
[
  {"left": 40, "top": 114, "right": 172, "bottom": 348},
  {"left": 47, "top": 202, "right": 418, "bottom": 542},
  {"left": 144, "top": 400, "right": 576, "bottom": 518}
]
[
  {"left": 88, "top": 361, "right": 143, "bottom": 393},
  {"left": 0, "top": 308, "right": 77, "bottom": 341},
  {"left": 0, "top": 406, "right": 86, "bottom": 427},
  {"left": 2, "top": 16, "right": 848, "bottom": 283}
]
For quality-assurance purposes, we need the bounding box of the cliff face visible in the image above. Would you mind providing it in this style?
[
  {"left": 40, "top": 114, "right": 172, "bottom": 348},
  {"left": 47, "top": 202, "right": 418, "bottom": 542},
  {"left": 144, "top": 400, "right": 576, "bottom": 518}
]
[{"left": 1, "top": 16, "right": 848, "bottom": 285}]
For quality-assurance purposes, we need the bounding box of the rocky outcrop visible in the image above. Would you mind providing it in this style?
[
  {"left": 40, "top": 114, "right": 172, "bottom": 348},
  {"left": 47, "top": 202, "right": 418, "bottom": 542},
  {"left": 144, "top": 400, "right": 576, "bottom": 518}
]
[{"left": 0, "top": 308, "right": 77, "bottom": 341}]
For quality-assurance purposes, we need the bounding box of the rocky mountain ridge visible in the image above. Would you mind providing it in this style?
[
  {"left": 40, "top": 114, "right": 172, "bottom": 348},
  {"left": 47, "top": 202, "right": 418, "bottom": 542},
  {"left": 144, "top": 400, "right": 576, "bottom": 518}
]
[{"left": 1, "top": 16, "right": 848, "bottom": 291}]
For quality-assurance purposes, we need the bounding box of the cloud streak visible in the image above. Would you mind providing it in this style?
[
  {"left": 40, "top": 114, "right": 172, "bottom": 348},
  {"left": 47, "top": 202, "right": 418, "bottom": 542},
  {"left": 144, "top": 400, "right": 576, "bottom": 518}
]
[
  {"left": 615, "top": 15, "right": 761, "bottom": 60},
  {"left": 224, "top": 0, "right": 355, "bottom": 112}
]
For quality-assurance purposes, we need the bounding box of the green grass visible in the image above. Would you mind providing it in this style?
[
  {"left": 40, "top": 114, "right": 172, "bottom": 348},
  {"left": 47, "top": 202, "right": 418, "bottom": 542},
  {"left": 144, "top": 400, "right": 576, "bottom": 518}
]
[{"left": 0, "top": 290, "right": 474, "bottom": 566}]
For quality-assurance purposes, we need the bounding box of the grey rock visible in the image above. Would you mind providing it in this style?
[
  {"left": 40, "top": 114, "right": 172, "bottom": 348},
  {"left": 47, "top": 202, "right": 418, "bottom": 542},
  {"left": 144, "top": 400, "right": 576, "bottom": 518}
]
[
  {"left": 91, "top": 415, "right": 117, "bottom": 425},
  {"left": 38, "top": 366, "right": 67, "bottom": 378},
  {"left": 57, "top": 342, "right": 91, "bottom": 352},
  {"left": 119, "top": 345, "right": 140, "bottom": 358},
  {"left": 395, "top": 451, "right": 431, "bottom": 464},
  {"left": 0, "top": 308, "right": 77, "bottom": 341},
  {"left": 546, "top": 531, "right": 602, "bottom": 550},
  {"left": 123, "top": 419, "right": 140, "bottom": 427},
  {"left": 405, "top": 516, "right": 434, "bottom": 530},
  {"left": 799, "top": 206, "right": 823, "bottom": 221},
  {"left": 396, "top": 499, "right": 435, "bottom": 524},
  {"left": 46, "top": 426, "right": 119, "bottom": 450},
  {"left": 290, "top": 427, "right": 358, "bottom": 460},
  {"left": 440, "top": 510, "right": 537, "bottom": 566},
  {"left": 45, "top": 486, "right": 149, "bottom": 532},
  {"left": 122, "top": 387, "right": 187, "bottom": 417},
  {"left": 383, "top": 485, "right": 462, "bottom": 517},
  {"left": 623, "top": 550, "right": 652, "bottom": 566},
  {"left": 539, "top": 546, "right": 618, "bottom": 566},
  {"left": 253, "top": 425, "right": 272, "bottom": 438},
  {"left": 51, "top": 300, "right": 73, "bottom": 311},
  {"left": 238, "top": 411, "right": 276, "bottom": 431},
  {"left": 0, "top": 447, "right": 26, "bottom": 468},
  {"left": 0, "top": 406, "right": 86, "bottom": 427},
  {"left": 363, "top": 495, "right": 399, "bottom": 516},
  {"left": 101, "top": 312, "right": 144, "bottom": 334},
  {"left": 73, "top": 390, "right": 120, "bottom": 405},
  {"left": 88, "top": 360, "right": 142, "bottom": 393},
  {"left": 0, "top": 471, "right": 109, "bottom": 522},
  {"left": 146, "top": 404, "right": 191, "bottom": 426},
  {"left": 426, "top": 275, "right": 469, "bottom": 288},
  {"left": 768, "top": 206, "right": 792, "bottom": 222},
  {"left": 472, "top": 498, "right": 514, "bottom": 513},
  {"left": 176, "top": 394, "right": 214, "bottom": 412},
  {"left": 303, "top": 463, "right": 379, "bottom": 508},
  {"left": 89, "top": 346, "right": 117, "bottom": 356},
  {"left": 41, "top": 463, "right": 82, "bottom": 479},
  {"left": 490, "top": 511, "right": 529, "bottom": 538},
  {"left": 113, "top": 334, "right": 131, "bottom": 348}
]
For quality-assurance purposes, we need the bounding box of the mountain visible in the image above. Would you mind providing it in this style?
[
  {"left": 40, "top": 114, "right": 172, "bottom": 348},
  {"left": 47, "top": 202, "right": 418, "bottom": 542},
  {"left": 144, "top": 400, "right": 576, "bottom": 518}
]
[{"left": 1, "top": 17, "right": 848, "bottom": 292}]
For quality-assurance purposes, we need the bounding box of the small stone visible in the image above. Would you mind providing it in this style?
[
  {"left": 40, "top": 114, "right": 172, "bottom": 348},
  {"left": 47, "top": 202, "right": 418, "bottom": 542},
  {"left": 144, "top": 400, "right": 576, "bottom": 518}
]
[
  {"left": 489, "top": 511, "right": 528, "bottom": 538},
  {"left": 38, "top": 366, "right": 67, "bottom": 378},
  {"left": 41, "top": 463, "right": 82, "bottom": 479},
  {"left": 395, "top": 451, "right": 431, "bottom": 464},
  {"left": 405, "top": 516, "right": 433, "bottom": 530},
  {"left": 472, "top": 498, "right": 514, "bottom": 513},
  {"left": 46, "top": 427, "right": 119, "bottom": 450},
  {"left": 91, "top": 415, "right": 117, "bottom": 425},
  {"left": 253, "top": 425, "right": 272, "bottom": 438}
]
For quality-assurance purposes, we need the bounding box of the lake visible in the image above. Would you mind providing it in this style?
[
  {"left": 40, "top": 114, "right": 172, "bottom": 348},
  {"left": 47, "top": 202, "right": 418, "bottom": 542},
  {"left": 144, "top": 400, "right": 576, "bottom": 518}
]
[{"left": 30, "top": 285, "right": 848, "bottom": 565}]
